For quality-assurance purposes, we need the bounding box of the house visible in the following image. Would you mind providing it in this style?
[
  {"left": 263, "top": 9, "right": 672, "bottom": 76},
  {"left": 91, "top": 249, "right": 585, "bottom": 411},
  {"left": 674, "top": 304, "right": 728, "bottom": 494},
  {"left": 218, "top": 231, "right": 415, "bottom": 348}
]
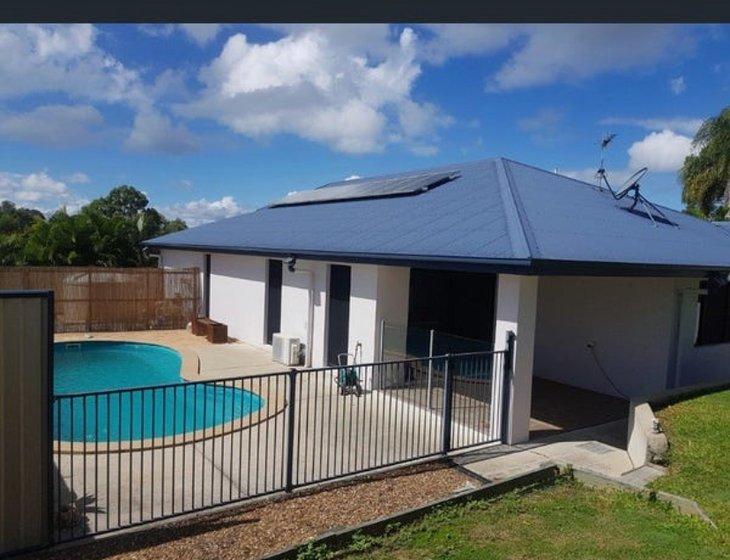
[{"left": 145, "top": 157, "right": 730, "bottom": 444}]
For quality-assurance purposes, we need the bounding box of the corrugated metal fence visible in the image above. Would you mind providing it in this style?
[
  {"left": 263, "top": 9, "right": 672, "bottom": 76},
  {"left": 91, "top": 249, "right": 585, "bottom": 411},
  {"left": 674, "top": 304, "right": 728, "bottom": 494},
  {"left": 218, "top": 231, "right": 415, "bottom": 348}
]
[{"left": 0, "top": 267, "right": 199, "bottom": 333}]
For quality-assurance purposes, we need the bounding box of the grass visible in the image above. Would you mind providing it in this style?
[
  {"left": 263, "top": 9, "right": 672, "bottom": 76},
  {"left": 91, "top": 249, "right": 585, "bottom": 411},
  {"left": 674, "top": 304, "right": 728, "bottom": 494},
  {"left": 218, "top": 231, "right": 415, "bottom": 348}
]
[
  {"left": 302, "top": 388, "right": 730, "bottom": 559},
  {"left": 651, "top": 388, "right": 730, "bottom": 531},
  {"left": 324, "top": 479, "right": 725, "bottom": 559}
]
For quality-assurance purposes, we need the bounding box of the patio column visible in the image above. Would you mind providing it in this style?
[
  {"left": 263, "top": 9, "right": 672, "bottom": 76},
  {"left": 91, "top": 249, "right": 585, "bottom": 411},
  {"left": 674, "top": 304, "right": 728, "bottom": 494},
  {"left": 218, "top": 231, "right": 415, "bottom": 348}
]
[{"left": 494, "top": 274, "right": 539, "bottom": 444}]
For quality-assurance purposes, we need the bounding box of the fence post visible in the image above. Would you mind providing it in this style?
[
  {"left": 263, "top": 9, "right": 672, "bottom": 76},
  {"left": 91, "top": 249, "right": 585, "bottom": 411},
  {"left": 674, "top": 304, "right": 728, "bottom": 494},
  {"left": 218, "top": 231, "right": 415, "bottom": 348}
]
[
  {"left": 500, "top": 331, "right": 516, "bottom": 443},
  {"left": 441, "top": 354, "right": 453, "bottom": 454},
  {"left": 285, "top": 368, "right": 297, "bottom": 493}
]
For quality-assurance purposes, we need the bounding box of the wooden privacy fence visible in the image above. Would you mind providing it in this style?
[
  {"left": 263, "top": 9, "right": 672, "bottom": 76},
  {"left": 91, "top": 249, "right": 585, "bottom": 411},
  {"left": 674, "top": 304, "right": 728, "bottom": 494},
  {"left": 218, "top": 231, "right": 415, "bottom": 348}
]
[{"left": 0, "top": 267, "right": 199, "bottom": 333}]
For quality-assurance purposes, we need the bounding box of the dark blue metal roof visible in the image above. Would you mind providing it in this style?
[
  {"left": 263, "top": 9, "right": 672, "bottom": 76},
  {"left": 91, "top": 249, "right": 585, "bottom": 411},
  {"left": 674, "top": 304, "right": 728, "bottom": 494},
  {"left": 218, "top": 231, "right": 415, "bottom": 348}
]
[{"left": 145, "top": 158, "right": 730, "bottom": 276}]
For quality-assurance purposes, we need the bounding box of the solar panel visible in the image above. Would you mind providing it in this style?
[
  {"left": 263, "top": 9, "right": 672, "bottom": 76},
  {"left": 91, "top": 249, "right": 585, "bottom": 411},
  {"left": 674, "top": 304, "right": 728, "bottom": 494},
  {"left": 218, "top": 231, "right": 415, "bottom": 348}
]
[{"left": 269, "top": 170, "right": 460, "bottom": 207}]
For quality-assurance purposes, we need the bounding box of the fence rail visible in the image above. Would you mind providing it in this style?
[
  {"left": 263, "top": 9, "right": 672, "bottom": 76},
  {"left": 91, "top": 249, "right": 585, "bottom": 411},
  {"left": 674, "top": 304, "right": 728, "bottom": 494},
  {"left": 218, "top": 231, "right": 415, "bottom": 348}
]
[
  {"left": 0, "top": 266, "right": 199, "bottom": 332},
  {"left": 51, "top": 347, "right": 512, "bottom": 543}
]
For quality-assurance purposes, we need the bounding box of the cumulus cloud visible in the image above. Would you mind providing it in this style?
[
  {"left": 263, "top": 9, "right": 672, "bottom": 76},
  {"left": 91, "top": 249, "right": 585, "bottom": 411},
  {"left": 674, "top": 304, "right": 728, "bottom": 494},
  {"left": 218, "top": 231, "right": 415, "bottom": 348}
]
[
  {"left": 0, "top": 24, "right": 146, "bottom": 106},
  {"left": 177, "top": 27, "right": 451, "bottom": 154},
  {"left": 517, "top": 107, "right": 565, "bottom": 145},
  {"left": 669, "top": 75, "right": 686, "bottom": 95},
  {"left": 0, "top": 104, "right": 103, "bottom": 147},
  {"left": 563, "top": 129, "right": 694, "bottom": 187},
  {"left": 139, "top": 24, "right": 223, "bottom": 46},
  {"left": 420, "top": 24, "right": 518, "bottom": 64},
  {"left": 65, "top": 172, "right": 91, "bottom": 184},
  {"left": 0, "top": 170, "right": 85, "bottom": 212},
  {"left": 162, "top": 196, "right": 245, "bottom": 226},
  {"left": 487, "top": 24, "right": 692, "bottom": 91},
  {"left": 627, "top": 129, "right": 694, "bottom": 172},
  {"left": 178, "top": 24, "right": 223, "bottom": 46},
  {"left": 599, "top": 116, "right": 703, "bottom": 136},
  {"left": 125, "top": 110, "right": 199, "bottom": 155}
]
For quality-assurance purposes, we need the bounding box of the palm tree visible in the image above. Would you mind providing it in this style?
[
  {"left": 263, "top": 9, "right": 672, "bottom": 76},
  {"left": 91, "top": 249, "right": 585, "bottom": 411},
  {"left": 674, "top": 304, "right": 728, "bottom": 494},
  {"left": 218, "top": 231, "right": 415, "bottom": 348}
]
[{"left": 681, "top": 106, "right": 730, "bottom": 220}]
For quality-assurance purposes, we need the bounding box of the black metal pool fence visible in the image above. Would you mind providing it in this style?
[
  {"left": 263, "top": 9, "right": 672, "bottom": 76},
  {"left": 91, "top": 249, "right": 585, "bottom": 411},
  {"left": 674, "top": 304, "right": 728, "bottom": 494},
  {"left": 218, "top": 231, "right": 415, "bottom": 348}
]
[{"left": 51, "top": 344, "right": 513, "bottom": 542}]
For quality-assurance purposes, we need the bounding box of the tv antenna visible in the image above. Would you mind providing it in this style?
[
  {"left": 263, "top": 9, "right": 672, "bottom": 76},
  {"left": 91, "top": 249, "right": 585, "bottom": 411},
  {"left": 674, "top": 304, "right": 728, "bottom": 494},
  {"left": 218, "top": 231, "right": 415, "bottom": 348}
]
[
  {"left": 594, "top": 133, "right": 672, "bottom": 227},
  {"left": 595, "top": 133, "right": 616, "bottom": 187}
]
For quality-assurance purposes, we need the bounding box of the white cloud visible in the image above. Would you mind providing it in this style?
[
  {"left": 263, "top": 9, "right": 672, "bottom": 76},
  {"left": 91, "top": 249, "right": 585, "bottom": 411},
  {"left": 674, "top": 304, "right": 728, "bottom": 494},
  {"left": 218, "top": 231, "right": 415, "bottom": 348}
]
[
  {"left": 162, "top": 196, "right": 245, "bottom": 226},
  {"left": 517, "top": 107, "right": 565, "bottom": 145},
  {"left": 178, "top": 24, "right": 222, "bottom": 46},
  {"left": 0, "top": 170, "right": 85, "bottom": 212},
  {"left": 599, "top": 116, "right": 703, "bottom": 136},
  {"left": 669, "top": 75, "right": 686, "bottom": 95},
  {"left": 563, "top": 129, "right": 694, "bottom": 186},
  {"left": 177, "top": 27, "right": 450, "bottom": 154},
  {"left": 488, "top": 24, "right": 692, "bottom": 91},
  {"left": 344, "top": 175, "right": 361, "bottom": 181},
  {"left": 628, "top": 129, "right": 694, "bottom": 172},
  {"left": 0, "top": 24, "right": 146, "bottom": 106},
  {"left": 0, "top": 104, "right": 103, "bottom": 147},
  {"left": 420, "top": 24, "right": 518, "bottom": 64},
  {"left": 139, "top": 24, "right": 223, "bottom": 46},
  {"left": 125, "top": 110, "right": 199, "bottom": 155},
  {"left": 65, "top": 172, "right": 91, "bottom": 184}
]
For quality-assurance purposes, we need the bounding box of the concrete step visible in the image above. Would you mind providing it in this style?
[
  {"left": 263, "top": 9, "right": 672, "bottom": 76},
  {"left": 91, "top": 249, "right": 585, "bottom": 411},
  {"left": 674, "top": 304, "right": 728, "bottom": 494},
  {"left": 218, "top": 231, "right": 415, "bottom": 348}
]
[{"left": 619, "top": 463, "right": 667, "bottom": 488}]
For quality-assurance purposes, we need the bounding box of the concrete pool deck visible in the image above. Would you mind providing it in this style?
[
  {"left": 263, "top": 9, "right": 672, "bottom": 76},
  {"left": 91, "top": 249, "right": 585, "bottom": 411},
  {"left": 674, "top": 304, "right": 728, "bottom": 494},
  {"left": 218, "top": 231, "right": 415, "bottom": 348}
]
[{"left": 55, "top": 329, "right": 288, "bottom": 379}]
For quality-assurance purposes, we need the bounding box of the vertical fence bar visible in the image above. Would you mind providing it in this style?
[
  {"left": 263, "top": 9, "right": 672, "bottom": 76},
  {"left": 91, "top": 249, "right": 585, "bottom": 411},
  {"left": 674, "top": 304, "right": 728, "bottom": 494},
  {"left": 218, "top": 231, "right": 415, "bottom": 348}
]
[
  {"left": 426, "top": 329, "right": 434, "bottom": 409},
  {"left": 285, "top": 369, "right": 297, "bottom": 493},
  {"left": 441, "top": 355, "right": 453, "bottom": 454}
]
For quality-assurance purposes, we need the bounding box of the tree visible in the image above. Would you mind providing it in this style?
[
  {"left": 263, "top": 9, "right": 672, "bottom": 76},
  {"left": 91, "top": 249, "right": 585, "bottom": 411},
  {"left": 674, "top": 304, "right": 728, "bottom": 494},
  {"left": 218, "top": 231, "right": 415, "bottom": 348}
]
[
  {"left": 681, "top": 106, "right": 730, "bottom": 220},
  {"left": 0, "top": 184, "right": 188, "bottom": 267},
  {"left": 84, "top": 185, "right": 149, "bottom": 218}
]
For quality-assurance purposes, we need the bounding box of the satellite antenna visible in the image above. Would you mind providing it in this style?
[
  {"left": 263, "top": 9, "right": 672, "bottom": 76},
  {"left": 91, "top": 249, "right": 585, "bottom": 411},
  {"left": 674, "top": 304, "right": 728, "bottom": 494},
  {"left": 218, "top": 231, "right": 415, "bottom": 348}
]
[{"left": 593, "top": 134, "right": 673, "bottom": 227}]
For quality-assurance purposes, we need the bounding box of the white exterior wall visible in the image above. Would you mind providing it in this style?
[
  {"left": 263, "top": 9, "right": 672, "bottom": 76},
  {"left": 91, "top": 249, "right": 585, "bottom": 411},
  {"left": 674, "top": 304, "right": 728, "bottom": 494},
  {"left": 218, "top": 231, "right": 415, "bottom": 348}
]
[
  {"left": 280, "top": 260, "right": 328, "bottom": 367},
  {"left": 493, "top": 274, "right": 538, "bottom": 444},
  {"left": 674, "top": 279, "right": 730, "bottom": 390},
  {"left": 208, "top": 253, "right": 267, "bottom": 346},
  {"left": 533, "top": 276, "right": 730, "bottom": 401},
  {"left": 344, "top": 264, "right": 410, "bottom": 364}
]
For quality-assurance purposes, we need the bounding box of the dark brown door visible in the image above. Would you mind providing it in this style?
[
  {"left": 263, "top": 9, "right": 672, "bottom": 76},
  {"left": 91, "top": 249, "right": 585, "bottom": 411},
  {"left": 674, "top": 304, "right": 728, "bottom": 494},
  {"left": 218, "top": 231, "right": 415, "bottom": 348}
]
[{"left": 265, "top": 260, "right": 282, "bottom": 344}]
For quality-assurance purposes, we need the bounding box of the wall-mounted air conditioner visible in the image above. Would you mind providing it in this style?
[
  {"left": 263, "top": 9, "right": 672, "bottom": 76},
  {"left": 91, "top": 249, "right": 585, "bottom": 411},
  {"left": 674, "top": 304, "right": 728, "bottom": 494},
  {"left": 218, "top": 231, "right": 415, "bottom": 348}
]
[{"left": 272, "top": 333, "right": 301, "bottom": 366}]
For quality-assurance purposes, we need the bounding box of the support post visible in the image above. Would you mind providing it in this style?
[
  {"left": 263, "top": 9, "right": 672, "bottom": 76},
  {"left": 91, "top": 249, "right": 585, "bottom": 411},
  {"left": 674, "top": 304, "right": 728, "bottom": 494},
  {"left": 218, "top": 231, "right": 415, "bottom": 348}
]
[
  {"left": 501, "top": 331, "right": 516, "bottom": 443},
  {"left": 441, "top": 354, "right": 453, "bottom": 454},
  {"left": 284, "top": 368, "right": 297, "bottom": 493}
]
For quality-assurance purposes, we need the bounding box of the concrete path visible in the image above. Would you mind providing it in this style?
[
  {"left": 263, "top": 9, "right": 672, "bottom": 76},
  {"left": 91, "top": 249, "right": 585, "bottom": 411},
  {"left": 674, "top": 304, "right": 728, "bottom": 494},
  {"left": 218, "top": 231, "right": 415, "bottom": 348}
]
[{"left": 454, "top": 419, "right": 663, "bottom": 487}]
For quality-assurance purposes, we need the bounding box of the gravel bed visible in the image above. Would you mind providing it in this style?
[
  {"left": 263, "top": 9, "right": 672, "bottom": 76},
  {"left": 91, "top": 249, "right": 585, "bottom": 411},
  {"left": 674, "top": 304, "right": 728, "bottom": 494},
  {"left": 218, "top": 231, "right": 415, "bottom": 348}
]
[{"left": 38, "top": 462, "right": 477, "bottom": 560}]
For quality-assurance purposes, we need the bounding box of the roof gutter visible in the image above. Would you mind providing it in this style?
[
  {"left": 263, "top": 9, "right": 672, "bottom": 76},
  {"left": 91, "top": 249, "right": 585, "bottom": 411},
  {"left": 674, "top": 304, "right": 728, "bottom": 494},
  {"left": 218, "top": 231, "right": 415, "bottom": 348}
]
[
  {"left": 143, "top": 241, "right": 730, "bottom": 278},
  {"left": 142, "top": 242, "right": 533, "bottom": 274}
]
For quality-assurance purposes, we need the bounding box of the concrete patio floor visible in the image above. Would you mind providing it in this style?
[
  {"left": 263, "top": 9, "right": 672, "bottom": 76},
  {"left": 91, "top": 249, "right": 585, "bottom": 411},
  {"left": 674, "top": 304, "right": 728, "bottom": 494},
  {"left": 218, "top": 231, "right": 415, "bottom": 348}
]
[{"left": 52, "top": 366, "right": 494, "bottom": 540}]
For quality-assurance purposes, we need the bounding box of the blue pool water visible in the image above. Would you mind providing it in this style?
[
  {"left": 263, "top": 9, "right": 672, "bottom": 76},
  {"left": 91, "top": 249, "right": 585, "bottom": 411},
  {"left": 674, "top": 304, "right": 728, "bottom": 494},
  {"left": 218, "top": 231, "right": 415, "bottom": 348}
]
[{"left": 53, "top": 341, "right": 264, "bottom": 443}]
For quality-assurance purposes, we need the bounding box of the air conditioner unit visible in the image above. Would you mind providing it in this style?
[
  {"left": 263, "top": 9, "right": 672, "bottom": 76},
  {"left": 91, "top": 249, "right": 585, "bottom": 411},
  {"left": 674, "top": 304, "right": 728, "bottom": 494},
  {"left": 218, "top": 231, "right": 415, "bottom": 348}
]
[{"left": 272, "top": 333, "right": 301, "bottom": 366}]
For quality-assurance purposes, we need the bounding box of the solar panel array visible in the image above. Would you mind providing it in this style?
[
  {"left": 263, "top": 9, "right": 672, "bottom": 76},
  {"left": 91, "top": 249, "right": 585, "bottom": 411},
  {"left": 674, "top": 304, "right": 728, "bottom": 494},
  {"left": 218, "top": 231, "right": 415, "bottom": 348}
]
[{"left": 269, "top": 170, "right": 460, "bottom": 207}]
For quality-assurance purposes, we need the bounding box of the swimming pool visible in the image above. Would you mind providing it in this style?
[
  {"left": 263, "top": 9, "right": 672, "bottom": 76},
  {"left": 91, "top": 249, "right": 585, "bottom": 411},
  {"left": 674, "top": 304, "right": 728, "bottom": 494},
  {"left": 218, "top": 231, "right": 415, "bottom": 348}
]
[{"left": 53, "top": 341, "right": 264, "bottom": 443}]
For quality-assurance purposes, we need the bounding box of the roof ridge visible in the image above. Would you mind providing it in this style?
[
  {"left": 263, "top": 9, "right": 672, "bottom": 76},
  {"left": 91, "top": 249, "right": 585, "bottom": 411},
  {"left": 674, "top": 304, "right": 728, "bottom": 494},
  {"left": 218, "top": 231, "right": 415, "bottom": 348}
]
[{"left": 494, "top": 158, "right": 534, "bottom": 260}]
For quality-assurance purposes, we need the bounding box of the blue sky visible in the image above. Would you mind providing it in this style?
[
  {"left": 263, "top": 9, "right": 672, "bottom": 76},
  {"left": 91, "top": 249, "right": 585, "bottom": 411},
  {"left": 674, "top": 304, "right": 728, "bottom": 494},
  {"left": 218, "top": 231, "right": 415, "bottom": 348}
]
[{"left": 0, "top": 24, "right": 728, "bottom": 225}]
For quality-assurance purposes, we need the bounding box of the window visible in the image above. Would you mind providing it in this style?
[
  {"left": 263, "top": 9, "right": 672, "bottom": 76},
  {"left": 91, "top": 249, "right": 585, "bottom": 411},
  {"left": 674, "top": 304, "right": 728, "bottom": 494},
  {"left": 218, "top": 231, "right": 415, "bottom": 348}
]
[{"left": 696, "top": 280, "right": 730, "bottom": 345}]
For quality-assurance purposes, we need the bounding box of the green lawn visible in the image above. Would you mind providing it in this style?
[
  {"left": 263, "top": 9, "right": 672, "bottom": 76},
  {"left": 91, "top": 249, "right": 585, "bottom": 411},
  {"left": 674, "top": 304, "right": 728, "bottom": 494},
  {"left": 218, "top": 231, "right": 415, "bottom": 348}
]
[
  {"left": 307, "top": 388, "right": 730, "bottom": 559},
  {"left": 651, "top": 388, "right": 730, "bottom": 531},
  {"left": 330, "top": 480, "right": 724, "bottom": 560}
]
